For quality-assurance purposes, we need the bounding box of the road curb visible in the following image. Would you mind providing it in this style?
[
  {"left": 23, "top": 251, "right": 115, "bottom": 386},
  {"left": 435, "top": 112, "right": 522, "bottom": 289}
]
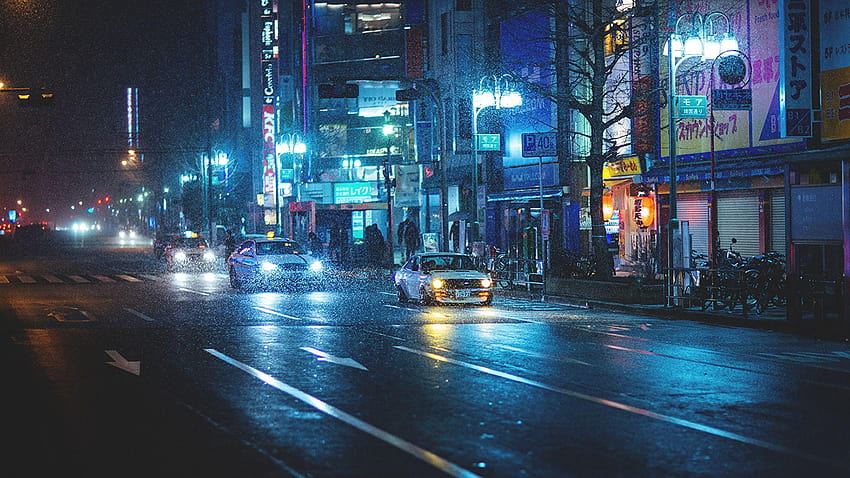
[{"left": 497, "top": 288, "right": 850, "bottom": 343}]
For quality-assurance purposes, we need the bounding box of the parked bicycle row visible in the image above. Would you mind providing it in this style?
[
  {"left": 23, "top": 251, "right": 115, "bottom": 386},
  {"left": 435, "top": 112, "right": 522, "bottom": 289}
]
[{"left": 673, "top": 239, "right": 787, "bottom": 315}]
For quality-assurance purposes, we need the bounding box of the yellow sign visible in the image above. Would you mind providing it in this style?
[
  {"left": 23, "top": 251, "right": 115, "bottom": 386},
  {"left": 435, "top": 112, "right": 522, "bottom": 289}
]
[
  {"left": 821, "top": 66, "right": 850, "bottom": 141},
  {"left": 603, "top": 156, "right": 642, "bottom": 179}
]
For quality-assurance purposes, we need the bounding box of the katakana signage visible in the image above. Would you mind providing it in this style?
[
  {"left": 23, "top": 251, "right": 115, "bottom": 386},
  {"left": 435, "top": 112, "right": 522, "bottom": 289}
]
[{"left": 779, "top": 0, "right": 813, "bottom": 137}]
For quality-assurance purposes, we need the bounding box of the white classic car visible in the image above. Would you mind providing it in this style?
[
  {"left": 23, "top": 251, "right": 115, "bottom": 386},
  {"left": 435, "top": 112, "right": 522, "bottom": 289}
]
[{"left": 394, "top": 252, "right": 493, "bottom": 305}]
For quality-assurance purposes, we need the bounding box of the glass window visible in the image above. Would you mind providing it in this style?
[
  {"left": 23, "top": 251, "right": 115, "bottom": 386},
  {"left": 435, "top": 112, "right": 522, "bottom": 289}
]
[
  {"left": 174, "top": 237, "right": 208, "bottom": 248},
  {"left": 424, "top": 255, "right": 476, "bottom": 271},
  {"left": 256, "top": 241, "right": 306, "bottom": 255}
]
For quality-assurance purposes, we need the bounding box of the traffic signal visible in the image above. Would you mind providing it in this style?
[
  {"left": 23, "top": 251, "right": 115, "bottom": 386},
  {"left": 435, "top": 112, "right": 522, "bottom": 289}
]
[
  {"left": 17, "top": 88, "right": 55, "bottom": 106},
  {"left": 318, "top": 82, "right": 359, "bottom": 98}
]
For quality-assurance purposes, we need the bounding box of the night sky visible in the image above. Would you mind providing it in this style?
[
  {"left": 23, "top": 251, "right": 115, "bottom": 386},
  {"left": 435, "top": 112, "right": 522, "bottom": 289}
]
[{"left": 0, "top": 0, "right": 214, "bottom": 226}]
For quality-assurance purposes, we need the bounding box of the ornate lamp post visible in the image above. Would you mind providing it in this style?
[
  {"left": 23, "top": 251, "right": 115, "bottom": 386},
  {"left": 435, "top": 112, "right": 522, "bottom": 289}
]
[
  {"left": 277, "top": 133, "right": 307, "bottom": 236},
  {"left": 472, "top": 75, "right": 522, "bottom": 244},
  {"left": 663, "top": 11, "right": 738, "bottom": 306}
]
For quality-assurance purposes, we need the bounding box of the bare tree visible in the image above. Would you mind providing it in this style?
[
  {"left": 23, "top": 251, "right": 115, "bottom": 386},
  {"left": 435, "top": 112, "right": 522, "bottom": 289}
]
[{"left": 497, "top": 0, "right": 659, "bottom": 279}]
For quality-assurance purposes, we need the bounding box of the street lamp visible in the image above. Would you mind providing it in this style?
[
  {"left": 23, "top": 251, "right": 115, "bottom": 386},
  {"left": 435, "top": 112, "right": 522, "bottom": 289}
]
[
  {"left": 383, "top": 111, "right": 395, "bottom": 263},
  {"left": 663, "top": 11, "right": 737, "bottom": 307},
  {"left": 472, "top": 75, "right": 522, "bottom": 244},
  {"left": 277, "top": 133, "right": 307, "bottom": 237}
]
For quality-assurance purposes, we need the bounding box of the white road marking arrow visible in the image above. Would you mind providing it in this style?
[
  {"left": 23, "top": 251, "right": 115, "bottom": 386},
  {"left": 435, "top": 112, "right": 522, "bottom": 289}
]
[
  {"left": 105, "top": 350, "right": 140, "bottom": 376},
  {"left": 300, "top": 347, "right": 368, "bottom": 371}
]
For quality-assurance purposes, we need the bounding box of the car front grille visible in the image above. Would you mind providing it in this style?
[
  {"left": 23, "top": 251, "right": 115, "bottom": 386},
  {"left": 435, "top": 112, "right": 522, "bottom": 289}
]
[
  {"left": 443, "top": 279, "right": 482, "bottom": 289},
  {"left": 277, "top": 263, "right": 308, "bottom": 271}
]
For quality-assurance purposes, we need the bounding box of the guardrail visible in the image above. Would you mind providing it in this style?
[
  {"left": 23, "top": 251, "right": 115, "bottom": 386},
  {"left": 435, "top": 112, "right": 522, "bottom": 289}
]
[{"left": 491, "top": 256, "right": 544, "bottom": 291}]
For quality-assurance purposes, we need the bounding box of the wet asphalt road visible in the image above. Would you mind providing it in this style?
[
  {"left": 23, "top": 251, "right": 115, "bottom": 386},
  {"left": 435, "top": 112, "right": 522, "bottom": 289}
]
[{"left": 1, "top": 240, "right": 850, "bottom": 477}]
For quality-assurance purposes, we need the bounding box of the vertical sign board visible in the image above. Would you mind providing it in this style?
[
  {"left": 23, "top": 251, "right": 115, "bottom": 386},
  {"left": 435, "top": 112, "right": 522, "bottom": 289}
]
[
  {"left": 260, "top": 0, "right": 279, "bottom": 217},
  {"left": 630, "top": 13, "right": 657, "bottom": 156},
  {"left": 541, "top": 209, "right": 550, "bottom": 240},
  {"left": 779, "top": 0, "right": 813, "bottom": 137},
  {"left": 820, "top": 0, "right": 850, "bottom": 141}
]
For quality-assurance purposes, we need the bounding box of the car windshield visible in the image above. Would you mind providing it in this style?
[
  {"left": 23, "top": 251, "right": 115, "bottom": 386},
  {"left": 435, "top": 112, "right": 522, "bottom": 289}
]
[
  {"left": 421, "top": 255, "right": 476, "bottom": 271},
  {"left": 256, "top": 241, "right": 305, "bottom": 255},
  {"left": 173, "top": 237, "right": 207, "bottom": 248}
]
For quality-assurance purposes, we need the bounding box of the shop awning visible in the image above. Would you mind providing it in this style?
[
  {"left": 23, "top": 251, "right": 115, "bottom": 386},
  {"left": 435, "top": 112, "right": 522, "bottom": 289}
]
[
  {"left": 642, "top": 157, "right": 786, "bottom": 184},
  {"left": 487, "top": 188, "right": 563, "bottom": 203}
]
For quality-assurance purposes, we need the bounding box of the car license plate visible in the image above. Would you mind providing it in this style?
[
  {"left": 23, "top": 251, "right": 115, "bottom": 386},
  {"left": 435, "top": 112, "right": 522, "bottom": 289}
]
[{"left": 455, "top": 289, "right": 470, "bottom": 298}]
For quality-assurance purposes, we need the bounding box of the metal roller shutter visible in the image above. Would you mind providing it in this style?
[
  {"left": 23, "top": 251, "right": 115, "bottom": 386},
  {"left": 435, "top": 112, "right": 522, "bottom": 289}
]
[
  {"left": 770, "top": 190, "right": 786, "bottom": 255},
  {"left": 717, "top": 191, "right": 760, "bottom": 257},
  {"left": 677, "top": 193, "right": 710, "bottom": 257}
]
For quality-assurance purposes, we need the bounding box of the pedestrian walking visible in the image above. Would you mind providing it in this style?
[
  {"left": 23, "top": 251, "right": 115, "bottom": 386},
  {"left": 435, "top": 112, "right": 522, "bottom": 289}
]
[
  {"left": 397, "top": 216, "right": 420, "bottom": 261},
  {"left": 223, "top": 229, "right": 235, "bottom": 261},
  {"left": 308, "top": 231, "right": 323, "bottom": 258},
  {"left": 364, "top": 224, "right": 385, "bottom": 267}
]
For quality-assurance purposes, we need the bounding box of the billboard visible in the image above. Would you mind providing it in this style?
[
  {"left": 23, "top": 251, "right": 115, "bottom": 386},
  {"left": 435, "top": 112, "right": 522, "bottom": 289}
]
[
  {"left": 659, "top": 0, "right": 805, "bottom": 163},
  {"left": 820, "top": 0, "right": 850, "bottom": 141},
  {"left": 500, "top": 11, "right": 556, "bottom": 168}
]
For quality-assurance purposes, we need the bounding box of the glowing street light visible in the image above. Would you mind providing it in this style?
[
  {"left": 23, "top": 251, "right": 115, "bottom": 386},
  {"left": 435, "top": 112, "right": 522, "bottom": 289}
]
[
  {"left": 663, "top": 11, "right": 738, "bottom": 306},
  {"left": 471, "top": 74, "right": 522, "bottom": 243}
]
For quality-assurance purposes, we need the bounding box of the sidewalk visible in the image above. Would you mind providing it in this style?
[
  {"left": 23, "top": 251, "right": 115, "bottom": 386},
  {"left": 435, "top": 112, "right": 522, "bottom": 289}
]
[
  {"left": 498, "top": 284, "right": 850, "bottom": 342},
  {"left": 325, "top": 262, "right": 849, "bottom": 342}
]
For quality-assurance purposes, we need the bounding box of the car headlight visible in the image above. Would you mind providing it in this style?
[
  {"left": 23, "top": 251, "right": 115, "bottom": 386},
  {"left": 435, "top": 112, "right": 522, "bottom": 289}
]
[
  {"left": 260, "top": 261, "right": 278, "bottom": 271},
  {"left": 203, "top": 251, "right": 216, "bottom": 261},
  {"left": 309, "top": 261, "right": 323, "bottom": 272},
  {"left": 481, "top": 278, "right": 492, "bottom": 288},
  {"left": 174, "top": 251, "right": 187, "bottom": 261},
  {"left": 431, "top": 278, "right": 444, "bottom": 289},
  {"left": 119, "top": 231, "right": 126, "bottom": 238},
  {"left": 129, "top": 231, "right": 136, "bottom": 238}
]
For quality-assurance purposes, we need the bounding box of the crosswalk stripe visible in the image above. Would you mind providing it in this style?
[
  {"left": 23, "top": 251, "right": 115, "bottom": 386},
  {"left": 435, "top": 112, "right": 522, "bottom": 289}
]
[
  {"left": 18, "top": 276, "right": 37, "bottom": 284},
  {"left": 116, "top": 274, "right": 142, "bottom": 282},
  {"left": 68, "top": 275, "right": 90, "bottom": 283},
  {"left": 44, "top": 275, "right": 64, "bottom": 283},
  {"left": 92, "top": 275, "right": 116, "bottom": 283}
]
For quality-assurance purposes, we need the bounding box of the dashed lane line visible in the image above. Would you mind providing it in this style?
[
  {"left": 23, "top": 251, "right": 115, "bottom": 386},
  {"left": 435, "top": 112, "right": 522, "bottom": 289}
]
[
  {"left": 252, "top": 306, "right": 302, "bottom": 320},
  {"left": 205, "top": 349, "right": 482, "bottom": 478},
  {"left": 125, "top": 308, "right": 155, "bottom": 322},
  {"left": 117, "top": 274, "right": 143, "bottom": 282},
  {"left": 395, "top": 345, "right": 850, "bottom": 472}
]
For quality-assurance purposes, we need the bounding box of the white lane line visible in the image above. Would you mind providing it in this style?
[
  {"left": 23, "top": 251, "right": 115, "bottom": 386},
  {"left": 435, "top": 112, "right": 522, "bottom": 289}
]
[
  {"left": 140, "top": 274, "right": 160, "bottom": 281},
  {"left": 18, "top": 275, "right": 37, "bottom": 284},
  {"left": 384, "top": 304, "right": 421, "bottom": 312},
  {"left": 68, "top": 275, "right": 90, "bottom": 283},
  {"left": 116, "top": 274, "right": 143, "bottom": 282},
  {"left": 93, "top": 275, "right": 116, "bottom": 283},
  {"left": 0, "top": 276, "right": 10, "bottom": 284},
  {"left": 44, "top": 275, "right": 64, "bottom": 284},
  {"left": 124, "top": 308, "right": 155, "bottom": 322},
  {"left": 253, "top": 306, "right": 302, "bottom": 320},
  {"left": 492, "top": 344, "right": 591, "bottom": 366},
  {"left": 205, "top": 349, "right": 481, "bottom": 478},
  {"left": 395, "top": 345, "right": 850, "bottom": 472},
  {"left": 178, "top": 287, "right": 210, "bottom": 296},
  {"left": 378, "top": 291, "right": 395, "bottom": 296}
]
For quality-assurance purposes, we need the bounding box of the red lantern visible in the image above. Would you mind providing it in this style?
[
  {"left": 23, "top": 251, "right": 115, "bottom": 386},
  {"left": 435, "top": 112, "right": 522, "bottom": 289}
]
[
  {"left": 633, "top": 196, "right": 655, "bottom": 227},
  {"left": 602, "top": 194, "right": 614, "bottom": 221}
]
